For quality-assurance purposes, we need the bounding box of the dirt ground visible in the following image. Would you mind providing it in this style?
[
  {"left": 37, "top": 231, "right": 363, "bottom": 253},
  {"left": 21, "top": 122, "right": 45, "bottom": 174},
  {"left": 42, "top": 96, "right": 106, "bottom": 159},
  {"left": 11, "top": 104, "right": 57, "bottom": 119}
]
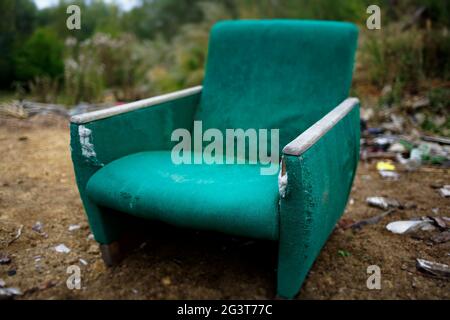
[{"left": 0, "top": 115, "right": 449, "bottom": 300}]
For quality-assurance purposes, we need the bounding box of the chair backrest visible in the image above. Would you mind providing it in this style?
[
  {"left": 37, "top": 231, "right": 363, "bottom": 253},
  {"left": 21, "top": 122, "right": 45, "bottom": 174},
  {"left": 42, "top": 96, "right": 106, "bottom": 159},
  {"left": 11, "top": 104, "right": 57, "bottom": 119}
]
[{"left": 194, "top": 20, "right": 358, "bottom": 155}]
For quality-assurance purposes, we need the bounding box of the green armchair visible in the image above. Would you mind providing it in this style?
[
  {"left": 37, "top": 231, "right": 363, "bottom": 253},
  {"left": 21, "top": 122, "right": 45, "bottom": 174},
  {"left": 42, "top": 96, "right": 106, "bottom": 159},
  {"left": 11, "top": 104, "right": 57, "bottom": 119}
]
[{"left": 70, "top": 20, "right": 359, "bottom": 299}]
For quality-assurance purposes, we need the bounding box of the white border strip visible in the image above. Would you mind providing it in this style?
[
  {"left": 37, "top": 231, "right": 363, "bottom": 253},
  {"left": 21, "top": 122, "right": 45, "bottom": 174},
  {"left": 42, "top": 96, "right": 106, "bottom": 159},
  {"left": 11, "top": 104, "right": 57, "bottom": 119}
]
[
  {"left": 282, "top": 97, "right": 359, "bottom": 156},
  {"left": 70, "top": 86, "right": 203, "bottom": 124}
]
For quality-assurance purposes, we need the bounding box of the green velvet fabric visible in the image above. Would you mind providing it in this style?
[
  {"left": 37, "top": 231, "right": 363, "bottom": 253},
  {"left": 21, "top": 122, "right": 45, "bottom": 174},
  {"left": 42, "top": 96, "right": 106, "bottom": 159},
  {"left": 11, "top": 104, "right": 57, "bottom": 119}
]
[
  {"left": 195, "top": 20, "right": 358, "bottom": 154},
  {"left": 86, "top": 151, "right": 279, "bottom": 240},
  {"left": 70, "top": 93, "right": 201, "bottom": 244},
  {"left": 277, "top": 105, "right": 360, "bottom": 298}
]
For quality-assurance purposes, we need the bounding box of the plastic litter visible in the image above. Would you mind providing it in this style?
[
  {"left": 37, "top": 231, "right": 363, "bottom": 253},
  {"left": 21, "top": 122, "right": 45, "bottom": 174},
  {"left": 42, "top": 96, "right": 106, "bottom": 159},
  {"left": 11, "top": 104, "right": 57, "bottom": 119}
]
[
  {"left": 54, "top": 244, "right": 71, "bottom": 253},
  {"left": 438, "top": 185, "right": 450, "bottom": 197},
  {"left": 366, "top": 197, "right": 400, "bottom": 210},
  {"left": 376, "top": 161, "right": 396, "bottom": 171},
  {"left": 0, "top": 253, "right": 11, "bottom": 265},
  {"left": 416, "top": 258, "right": 450, "bottom": 278},
  {"left": 68, "top": 224, "right": 81, "bottom": 232},
  {"left": 379, "top": 170, "right": 400, "bottom": 180},
  {"left": 431, "top": 231, "right": 450, "bottom": 244},
  {"left": 386, "top": 219, "right": 435, "bottom": 234},
  {"left": 0, "top": 287, "right": 22, "bottom": 300}
]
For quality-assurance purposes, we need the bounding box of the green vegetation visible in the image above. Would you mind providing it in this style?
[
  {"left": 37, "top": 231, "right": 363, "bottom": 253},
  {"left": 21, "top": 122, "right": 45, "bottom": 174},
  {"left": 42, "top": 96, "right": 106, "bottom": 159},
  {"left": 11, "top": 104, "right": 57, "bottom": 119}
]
[{"left": 0, "top": 0, "right": 448, "bottom": 134}]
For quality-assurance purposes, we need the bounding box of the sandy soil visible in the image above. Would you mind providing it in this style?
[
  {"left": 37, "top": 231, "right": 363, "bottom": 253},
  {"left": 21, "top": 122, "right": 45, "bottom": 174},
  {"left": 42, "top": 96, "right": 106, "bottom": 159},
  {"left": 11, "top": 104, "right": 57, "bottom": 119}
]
[{"left": 0, "top": 115, "right": 449, "bottom": 300}]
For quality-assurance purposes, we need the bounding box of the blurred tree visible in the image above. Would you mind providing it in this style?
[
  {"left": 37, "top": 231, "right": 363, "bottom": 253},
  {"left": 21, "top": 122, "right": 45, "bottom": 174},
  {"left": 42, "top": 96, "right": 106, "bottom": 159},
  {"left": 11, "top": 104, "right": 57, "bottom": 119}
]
[
  {"left": 14, "top": 28, "right": 64, "bottom": 82},
  {"left": 0, "top": 0, "right": 37, "bottom": 88},
  {"left": 123, "top": 0, "right": 205, "bottom": 39}
]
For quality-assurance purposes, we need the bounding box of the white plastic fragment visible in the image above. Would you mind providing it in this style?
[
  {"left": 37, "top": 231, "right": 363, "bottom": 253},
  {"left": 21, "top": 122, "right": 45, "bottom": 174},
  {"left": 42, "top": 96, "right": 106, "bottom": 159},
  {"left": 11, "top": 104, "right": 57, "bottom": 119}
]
[
  {"left": 396, "top": 148, "right": 423, "bottom": 171},
  {"left": 0, "top": 279, "right": 5, "bottom": 287},
  {"left": 379, "top": 170, "right": 400, "bottom": 180},
  {"left": 54, "top": 244, "right": 71, "bottom": 253},
  {"left": 386, "top": 220, "right": 435, "bottom": 234},
  {"left": 68, "top": 224, "right": 81, "bottom": 232},
  {"left": 0, "top": 287, "right": 22, "bottom": 299},
  {"left": 366, "top": 196, "right": 400, "bottom": 210},
  {"left": 32, "top": 221, "right": 44, "bottom": 233},
  {"left": 416, "top": 258, "right": 450, "bottom": 278},
  {"left": 438, "top": 185, "right": 450, "bottom": 198},
  {"left": 79, "top": 258, "right": 88, "bottom": 266}
]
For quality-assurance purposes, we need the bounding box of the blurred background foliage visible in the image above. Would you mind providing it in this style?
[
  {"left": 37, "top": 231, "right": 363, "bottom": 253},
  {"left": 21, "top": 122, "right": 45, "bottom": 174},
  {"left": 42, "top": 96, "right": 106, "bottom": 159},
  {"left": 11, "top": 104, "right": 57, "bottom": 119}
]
[{"left": 0, "top": 0, "right": 448, "bottom": 133}]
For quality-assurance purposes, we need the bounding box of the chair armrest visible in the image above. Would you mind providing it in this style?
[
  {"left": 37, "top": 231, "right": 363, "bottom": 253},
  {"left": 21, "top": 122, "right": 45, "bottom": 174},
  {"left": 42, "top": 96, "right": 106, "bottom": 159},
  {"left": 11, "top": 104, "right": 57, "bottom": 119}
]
[
  {"left": 70, "top": 86, "right": 202, "bottom": 124},
  {"left": 282, "top": 97, "right": 359, "bottom": 156},
  {"left": 70, "top": 86, "right": 201, "bottom": 203},
  {"left": 277, "top": 97, "right": 360, "bottom": 297},
  {"left": 70, "top": 86, "right": 202, "bottom": 167}
]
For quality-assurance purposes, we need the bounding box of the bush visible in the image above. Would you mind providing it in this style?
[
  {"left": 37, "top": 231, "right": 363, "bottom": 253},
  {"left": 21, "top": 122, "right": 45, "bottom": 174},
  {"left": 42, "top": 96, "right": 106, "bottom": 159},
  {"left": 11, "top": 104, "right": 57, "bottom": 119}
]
[{"left": 14, "top": 28, "right": 64, "bottom": 83}]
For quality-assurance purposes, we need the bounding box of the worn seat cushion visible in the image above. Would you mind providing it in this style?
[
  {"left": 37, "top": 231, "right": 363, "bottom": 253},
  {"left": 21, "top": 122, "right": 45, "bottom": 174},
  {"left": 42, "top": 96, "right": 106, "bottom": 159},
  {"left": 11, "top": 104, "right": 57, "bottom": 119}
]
[{"left": 86, "top": 151, "right": 280, "bottom": 240}]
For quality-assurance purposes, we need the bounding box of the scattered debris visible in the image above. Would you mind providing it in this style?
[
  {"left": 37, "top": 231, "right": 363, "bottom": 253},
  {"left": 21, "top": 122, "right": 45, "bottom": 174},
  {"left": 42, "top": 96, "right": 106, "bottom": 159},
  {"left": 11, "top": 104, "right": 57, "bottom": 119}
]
[
  {"left": 377, "top": 161, "right": 400, "bottom": 180},
  {"left": 0, "top": 253, "right": 11, "bottom": 265},
  {"left": 24, "top": 280, "right": 58, "bottom": 295},
  {"left": 430, "top": 231, "right": 450, "bottom": 244},
  {"left": 366, "top": 197, "right": 400, "bottom": 210},
  {"left": 379, "top": 170, "right": 400, "bottom": 180},
  {"left": 386, "top": 219, "right": 435, "bottom": 234},
  {"left": 421, "top": 135, "right": 450, "bottom": 145},
  {"left": 0, "top": 279, "right": 5, "bottom": 287},
  {"left": 397, "top": 148, "right": 423, "bottom": 171},
  {"left": 0, "top": 287, "right": 22, "bottom": 300},
  {"left": 7, "top": 225, "right": 23, "bottom": 246},
  {"left": 32, "top": 221, "right": 48, "bottom": 238},
  {"left": 54, "top": 244, "right": 71, "bottom": 254},
  {"left": 416, "top": 258, "right": 450, "bottom": 278},
  {"left": 428, "top": 216, "right": 449, "bottom": 229},
  {"left": 7, "top": 269, "right": 16, "bottom": 277},
  {"left": 438, "top": 185, "right": 450, "bottom": 197},
  {"left": 32, "top": 221, "right": 44, "bottom": 233},
  {"left": 388, "top": 142, "right": 407, "bottom": 153},
  {"left": 68, "top": 224, "right": 81, "bottom": 232},
  {"left": 350, "top": 209, "right": 395, "bottom": 230},
  {"left": 87, "top": 244, "right": 99, "bottom": 254},
  {"left": 79, "top": 258, "right": 88, "bottom": 266},
  {"left": 376, "top": 161, "right": 396, "bottom": 171}
]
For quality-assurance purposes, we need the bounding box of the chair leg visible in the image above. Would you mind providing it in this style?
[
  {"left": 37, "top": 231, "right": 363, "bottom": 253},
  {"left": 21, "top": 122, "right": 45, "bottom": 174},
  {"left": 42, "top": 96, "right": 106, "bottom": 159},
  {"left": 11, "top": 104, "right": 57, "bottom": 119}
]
[
  {"left": 99, "top": 232, "right": 145, "bottom": 267},
  {"left": 100, "top": 242, "right": 123, "bottom": 266}
]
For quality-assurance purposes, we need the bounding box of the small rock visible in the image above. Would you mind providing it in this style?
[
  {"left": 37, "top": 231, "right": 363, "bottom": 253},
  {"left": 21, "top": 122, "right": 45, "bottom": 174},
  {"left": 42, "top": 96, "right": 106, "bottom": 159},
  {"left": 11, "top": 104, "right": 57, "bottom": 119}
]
[
  {"left": 0, "top": 253, "right": 11, "bottom": 265},
  {"left": 411, "top": 97, "right": 430, "bottom": 109},
  {"left": 161, "top": 276, "right": 172, "bottom": 286},
  {"left": 87, "top": 244, "right": 99, "bottom": 254},
  {"left": 68, "top": 224, "right": 81, "bottom": 232},
  {"left": 0, "top": 287, "right": 22, "bottom": 299},
  {"left": 366, "top": 196, "right": 400, "bottom": 210},
  {"left": 54, "top": 244, "right": 71, "bottom": 254},
  {"left": 438, "top": 185, "right": 450, "bottom": 198}
]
